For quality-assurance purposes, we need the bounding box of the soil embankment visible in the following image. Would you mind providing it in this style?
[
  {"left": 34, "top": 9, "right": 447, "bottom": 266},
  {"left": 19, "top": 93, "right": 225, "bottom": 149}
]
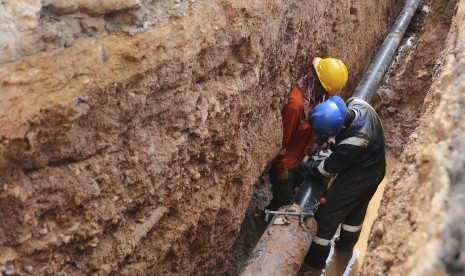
[
  {"left": 363, "top": 0, "right": 465, "bottom": 274},
  {"left": 1, "top": 0, "right": 436, "bottom": 275}
]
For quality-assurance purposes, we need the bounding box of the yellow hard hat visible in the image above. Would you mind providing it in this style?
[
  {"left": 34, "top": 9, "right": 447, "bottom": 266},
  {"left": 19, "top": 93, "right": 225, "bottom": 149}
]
[{"left": 313, "top": 57, "right": 348, "bottom": 94}]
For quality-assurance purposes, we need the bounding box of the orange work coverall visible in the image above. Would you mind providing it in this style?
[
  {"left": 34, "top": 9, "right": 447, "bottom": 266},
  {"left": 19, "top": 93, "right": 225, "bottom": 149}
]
[{"left": 274, "top": 85, "right": 315, "bottom": 174}]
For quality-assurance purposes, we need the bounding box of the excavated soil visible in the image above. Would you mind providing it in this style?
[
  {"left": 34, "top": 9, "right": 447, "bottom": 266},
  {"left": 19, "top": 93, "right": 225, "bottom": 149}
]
[
  {"left": 0, "top": 0, "right": 406, "bottom": 275},
  {"left": 373, "top": 0, "right": 453, "bottom": 158},
  {"left": 2, "top": 0, "right": 465, "bottom": 275}
]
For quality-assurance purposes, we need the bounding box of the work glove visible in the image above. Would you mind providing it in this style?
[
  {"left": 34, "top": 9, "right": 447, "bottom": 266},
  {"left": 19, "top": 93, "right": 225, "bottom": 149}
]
[
  {"left": 314, "top": 136, "right": 336, "bottom": 150},
  {"left": 311, "top": 149, "right": 332, "bottom": 162}
]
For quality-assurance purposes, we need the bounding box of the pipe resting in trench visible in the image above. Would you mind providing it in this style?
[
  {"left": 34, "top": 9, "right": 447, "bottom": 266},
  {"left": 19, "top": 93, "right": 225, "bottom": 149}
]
[{"left": 240, "top": 0, "right": 420, "bottom": 274}]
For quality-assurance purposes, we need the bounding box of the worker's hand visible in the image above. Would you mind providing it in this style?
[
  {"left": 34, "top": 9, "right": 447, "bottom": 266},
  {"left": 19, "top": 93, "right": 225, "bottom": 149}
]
[
  {"left": 276, "top": 170, "right": 289, "bottom": 182},
  {"left": 307, "top": 143, "right": 320, "bottom": 156},
  {"left": 302, "top": 155, "right": 310, "bottom": 163},
  {"left": 326, "top": 136, "right": 336, "bottom": 146}
]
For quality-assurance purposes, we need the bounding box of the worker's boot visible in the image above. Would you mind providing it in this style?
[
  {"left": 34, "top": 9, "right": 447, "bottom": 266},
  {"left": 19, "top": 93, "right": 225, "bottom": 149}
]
[
  {"left": 304, "top": 242, "right": 330, "bottom": 269},
  {"left": 334, "top": 230, "right": 361, "bottom": 252},
  {"left": 269, "top": 166, "right": 294, "bottom": 209}
]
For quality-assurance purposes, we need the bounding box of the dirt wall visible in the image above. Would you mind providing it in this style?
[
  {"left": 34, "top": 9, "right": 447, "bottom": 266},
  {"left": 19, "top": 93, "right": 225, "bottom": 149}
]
[
  {"left": 362, "top": 0, "right": 465, "bottom": 274},
  {"left": 0, "top": 0, "right": 403, "bottom": 275}
]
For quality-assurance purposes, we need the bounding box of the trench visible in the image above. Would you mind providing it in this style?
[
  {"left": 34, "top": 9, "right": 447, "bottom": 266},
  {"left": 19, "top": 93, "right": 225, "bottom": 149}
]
[
  {"left": 226, "top": 0, "right": 454, "bottom": 274},
  {"left": 0, "top": 0, "right": 460, "bottom": 275}
]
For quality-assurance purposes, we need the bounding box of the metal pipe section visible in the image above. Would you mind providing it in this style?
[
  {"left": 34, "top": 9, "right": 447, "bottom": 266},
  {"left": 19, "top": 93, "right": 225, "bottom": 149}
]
[
  {"left": 354, "top": 0, "right": 420, "bottom": 102},
  {"left": 240, "top": 205, "right": 317, "bottom": 276},
  {"left": 293, "top": 176, "right": 326, "bottom": 209},
  {"left": 240, "top": 178, "right": 324, "bottom": 276},
  {"left": 293, "top": 182, "right": 315, "bottom": 208}
]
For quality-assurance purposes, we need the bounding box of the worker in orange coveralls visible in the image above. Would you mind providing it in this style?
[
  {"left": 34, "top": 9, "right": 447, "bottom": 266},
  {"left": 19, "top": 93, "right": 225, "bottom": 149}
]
[{"left": 268, "top": 57, "right": 349, "bottom": 209}]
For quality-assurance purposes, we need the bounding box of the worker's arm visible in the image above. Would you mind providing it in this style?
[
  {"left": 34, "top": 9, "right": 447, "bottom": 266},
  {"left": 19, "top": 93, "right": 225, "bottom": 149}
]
[{"left": 301, "top": 135, "right": 369, "bottom": 178}]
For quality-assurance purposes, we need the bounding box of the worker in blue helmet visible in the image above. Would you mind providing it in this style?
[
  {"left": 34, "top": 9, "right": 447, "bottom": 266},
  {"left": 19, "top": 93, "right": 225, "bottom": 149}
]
[
  {"left": 300, "top": 96, "right": 386, "bottom": 270},
  {"left": 309, "top": 96, "right": 348, "bottom": 137}
]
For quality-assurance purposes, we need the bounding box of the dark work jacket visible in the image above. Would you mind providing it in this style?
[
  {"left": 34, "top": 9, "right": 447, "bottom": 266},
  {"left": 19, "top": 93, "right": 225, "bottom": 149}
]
[{"left": 305, "top": 97, "right": 386, "bottom": 189}]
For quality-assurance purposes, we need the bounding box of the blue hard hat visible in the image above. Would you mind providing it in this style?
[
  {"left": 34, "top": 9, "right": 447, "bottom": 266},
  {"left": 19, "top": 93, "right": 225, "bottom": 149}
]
[
  {"left": 328, "top": 96, "right": 348, "bottom": 116},
  {"left": 309, "top": 96, "right": 348, "bottom": 136}
]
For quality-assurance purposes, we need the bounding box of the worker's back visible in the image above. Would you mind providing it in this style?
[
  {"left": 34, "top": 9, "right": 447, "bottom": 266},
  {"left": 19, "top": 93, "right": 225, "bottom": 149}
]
[{"left": 331, "top": 97, "right": 386, "bottom": 187}]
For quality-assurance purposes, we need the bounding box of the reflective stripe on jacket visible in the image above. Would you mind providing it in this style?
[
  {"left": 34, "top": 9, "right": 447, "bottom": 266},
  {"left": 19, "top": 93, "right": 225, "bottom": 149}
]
[{"left": 320, "top": 97, "right": 386, "bottom": 187}]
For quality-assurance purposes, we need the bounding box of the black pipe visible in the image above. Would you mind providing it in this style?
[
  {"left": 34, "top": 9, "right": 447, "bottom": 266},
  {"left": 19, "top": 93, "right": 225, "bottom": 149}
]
[
  {"left": 293, "top": 182, "right": 314, "bottom": 209},
  {"left": 293, "top": 176, "right": 326, "bottom": 211},
  {"left": 354, "top": 0, "right": 421, "bottom": 102}
]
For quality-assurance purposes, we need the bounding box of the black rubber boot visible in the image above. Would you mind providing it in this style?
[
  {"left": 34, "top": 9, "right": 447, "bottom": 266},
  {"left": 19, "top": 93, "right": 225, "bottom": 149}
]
[
  {"left": 334, "top": 233, "right": 359, "bottom": 252},
  {"left": 304, "top": 242, "right": 330, "bottom": 269},
  {"left": 269, "top": 165, "right": 294, "bottom": 209}
]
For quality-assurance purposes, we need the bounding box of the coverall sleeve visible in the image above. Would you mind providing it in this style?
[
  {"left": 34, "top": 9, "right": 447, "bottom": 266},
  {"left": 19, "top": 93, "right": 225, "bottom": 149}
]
[
  {"left": 274, "top": 103, "right": 300, "bottom": 173},
  {"left": 303, "top": 136, "right": 369, "bottom": 178}
]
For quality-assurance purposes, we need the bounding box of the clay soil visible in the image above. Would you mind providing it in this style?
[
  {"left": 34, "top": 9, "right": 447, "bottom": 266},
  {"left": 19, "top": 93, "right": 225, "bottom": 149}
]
[
  {"left": 363, "top": 0, "right": 465, "bottom": 274},
  {"left": 0, "top": 0, "right": 404, "bottom": 275},
  {"left": 3, "top": 0, "right": 464, "bottom": 275},
  {"left": 372, "top": 0, "right": 455, "bottom": 158}
]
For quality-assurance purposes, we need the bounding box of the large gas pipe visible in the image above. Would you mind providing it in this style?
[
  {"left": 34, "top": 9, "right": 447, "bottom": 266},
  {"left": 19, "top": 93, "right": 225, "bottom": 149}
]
[
  {"left": 241, "top": 179, "right": 325, "bottom": 275},
  {"left": 240, "top": 0, "right": 420, "bottom": 274}
]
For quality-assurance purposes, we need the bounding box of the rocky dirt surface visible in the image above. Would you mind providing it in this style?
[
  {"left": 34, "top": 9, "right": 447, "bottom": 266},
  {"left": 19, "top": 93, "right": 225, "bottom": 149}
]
[
  {"left": 226, "top": 174, "right": 271, "bottom": 276},
  {"left": 1, "top": 0, "right": 405, "bottom": 275},
  {"left": 373, "top": 0, "right": 454, "bottom": 158},
  {"left": 0, "top": 0, "right": 201, "bottom": 64},
  {"left": 362, "top": 0, "right": 465, "bottom": 274}
]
